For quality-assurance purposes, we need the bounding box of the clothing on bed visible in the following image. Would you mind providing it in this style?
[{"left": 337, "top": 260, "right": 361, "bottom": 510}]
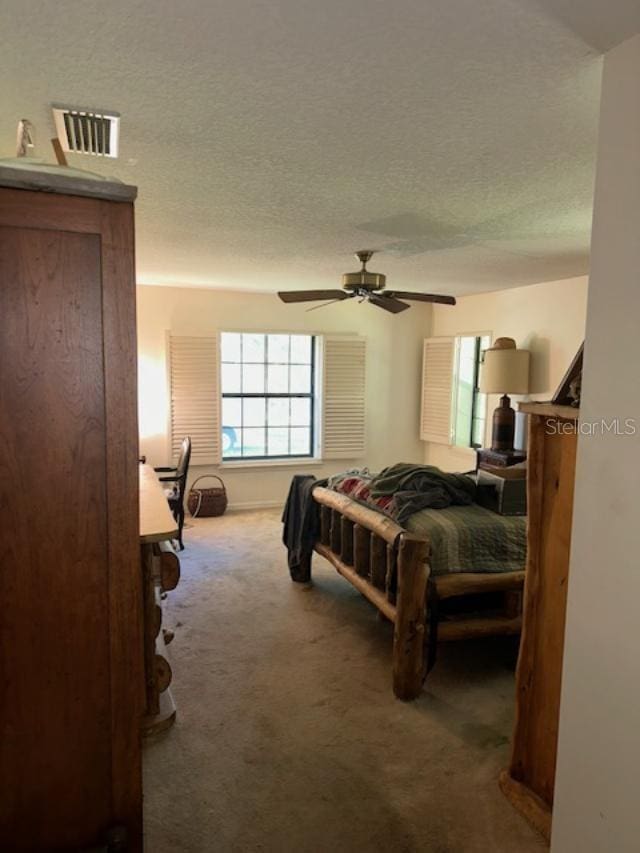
[
  {"left": 281, "top": 474, "right": 325, "bottom": 581},
  {"left": 282, "top": 465, "right": 526, "bottom": 579},
  {"left": 329, "top": 464, "right": 476, "bottom": 525},
  {"left": 369, "top": 463, "right": 476, "bottom": 524},
  {"left": 406, "top": 503, "right": 526, "bottom": 575}
]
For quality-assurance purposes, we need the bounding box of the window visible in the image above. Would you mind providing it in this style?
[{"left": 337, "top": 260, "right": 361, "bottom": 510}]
[
  {"left": 220, "top": 332, "right": 315, "bottom": 459},
  {"left": 168, "top": 332, "right": 365, "bottom": 465},
  {"left": 452, "top": 334, "right": 491, "bottom": 448}
]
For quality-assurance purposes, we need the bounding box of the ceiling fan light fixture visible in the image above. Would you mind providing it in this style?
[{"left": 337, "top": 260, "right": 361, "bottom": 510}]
[
  {"left": 276, "top": 249, "right": 455, "bottom": 314},
  {"left": 342, "top": 270, "right": 386, "bottom": 291},
  {"left": 342, "top": 248, "right": 386, "bottom": 292}
]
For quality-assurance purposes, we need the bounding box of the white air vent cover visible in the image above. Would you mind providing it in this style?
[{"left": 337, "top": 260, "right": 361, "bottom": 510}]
[{"left": 52, "top": 104, "right": 120, "bottom": 158}]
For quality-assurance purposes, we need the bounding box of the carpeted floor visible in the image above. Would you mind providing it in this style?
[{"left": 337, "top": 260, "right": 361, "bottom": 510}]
[{"left": 143, "top": 509, "right": 545, "bottom": 853}]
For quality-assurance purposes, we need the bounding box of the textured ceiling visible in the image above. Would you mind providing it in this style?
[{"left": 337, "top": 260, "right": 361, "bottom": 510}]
[{"left": 1, "top": 0, "right": 635, "bottom": 295}]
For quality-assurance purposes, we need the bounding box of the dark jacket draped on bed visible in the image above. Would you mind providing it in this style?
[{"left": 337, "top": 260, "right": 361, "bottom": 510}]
[{"left": 281, "top": 474, "right": 326, "bottom": 581}]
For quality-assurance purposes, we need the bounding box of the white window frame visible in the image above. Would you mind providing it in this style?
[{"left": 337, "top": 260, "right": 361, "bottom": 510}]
[
  {"left": 420, "top": 331, "right": 492, "bottom": 448},
  {"left": 167, "top": 330, "right": 366, "bottom": 469},
  {"left": 219, "top": 330, "right": 319, "bottom": 463}
]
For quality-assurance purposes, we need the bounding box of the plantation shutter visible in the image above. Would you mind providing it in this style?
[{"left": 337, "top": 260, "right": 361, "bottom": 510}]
[
  {"left": 322, "top": 335, "right": 366, "bottom": 459},
  {"left": 420, "top": 337, "right": 454, "bottom": 444},
  {"left": 169, "top": 335, "right": 221, "bottom": 465}
]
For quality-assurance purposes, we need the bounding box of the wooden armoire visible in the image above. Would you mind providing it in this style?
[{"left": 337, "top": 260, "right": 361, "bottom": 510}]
[
  {"left": 500, "top": 402, "right": 579, "bottom": 841},
  {"left": 0, "top": 168, "right": 143, "bottom": 850}
]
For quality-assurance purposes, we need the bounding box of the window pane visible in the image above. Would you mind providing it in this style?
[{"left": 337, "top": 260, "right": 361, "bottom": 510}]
[
  {"left": 221, "top": 332, "right": 241, "bottom": 362},
  {"left": 267, "top": 364, "right": 288, "bottom": 393},
  {"left": 290, "top": 335, "right": 311, "bottom": 364},
  {"left": 472, "top": 417, "right": 485, "bottom": 448},
  {"left": 267, "top": 334, "right": 289, "bottom": 363},
  {"left": 290, "top": 397, "right": 310, "bottom": 426},
  {"left": 243, "top": 397, "right": 266, "bottom": 427},
  {"left": 471, "top": 389, "right": 487, "bottom": 447},
  {"left": 268, "top": 397, "right": 290, "bottom": 426},
  {"left": 290, "top": 427, "right": 310, "bottom": 455},
  {"left": 220, "top": 332, "right": 315, "bottom": 459},
  {"left": 222, "top": 426, "right": 241, "bottom": 456},
  {"left": 267, "top": 427, "right": 289, "bottom": 456},
  {"left": 242, "top": 333, "right": 265, "bottom": 362},
  {"left": 458, "top": 336, "right": 477, "bottom": 385},
  {"left": 221, "top": 362, "right": 241, "bottom": 393},
  {"left": 222, "top": 397, "right": 241, "bottom": 427},
  {"left": 242, "top": 427, "right": 265, "bottom": 457},
  {"left": 452, "top": 336, "right": 476, "bottom": 448},
  {"left": 242, "top": 363, "right": 264, "bottom": 393},
  {"left": 290, "top": 364, "right": 311, "bottom": 393}
]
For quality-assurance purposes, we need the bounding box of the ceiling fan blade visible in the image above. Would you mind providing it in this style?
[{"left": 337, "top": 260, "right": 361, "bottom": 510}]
[
  {"left": 386, "top": 290, "right": 456, "bottom": 306},
  {"left": 368, "top": 293, "right": 411, "bottom": 314},
  {"left": 278, "top": 290, "right": 348, "bottom": 304},
  {"left": 306, "top": 295, "right": 355, "bottom": 312}
]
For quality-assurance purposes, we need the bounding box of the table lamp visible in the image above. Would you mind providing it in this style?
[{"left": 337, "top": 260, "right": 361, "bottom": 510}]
[{"left": 479, "top": 337, "right": 530, "bottom": 452}]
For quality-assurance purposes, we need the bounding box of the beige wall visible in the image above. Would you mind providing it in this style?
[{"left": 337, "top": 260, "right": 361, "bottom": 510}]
[
  {"left": 552, "top": 33, "right": 640, "bottom": 853},
  {"left": 137, "top": 284, "right": 431, "bottom": 507},
  {"left": 423, "top": 276, "right": 589, "bottom": 471}
]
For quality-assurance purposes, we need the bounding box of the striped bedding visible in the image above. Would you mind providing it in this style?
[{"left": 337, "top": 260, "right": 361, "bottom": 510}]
[{"left": 405, "top": 503, "right": 526, "bottom": 576}]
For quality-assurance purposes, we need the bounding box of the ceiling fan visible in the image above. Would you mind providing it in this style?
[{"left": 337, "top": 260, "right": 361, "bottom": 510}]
[{"left": 277, "top": 250, "right": 456, "bottom": 314}]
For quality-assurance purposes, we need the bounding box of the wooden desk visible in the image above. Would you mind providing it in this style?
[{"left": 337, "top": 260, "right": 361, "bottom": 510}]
[
  {"left": 139, "top": 465, "right": 180, "bottom": 735},
  {"left": 140, "top": 463, "right": 178, "bottom": 543}
]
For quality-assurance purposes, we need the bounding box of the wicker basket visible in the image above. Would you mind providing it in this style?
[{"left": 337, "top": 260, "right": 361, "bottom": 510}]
[{"left": 187, "top": 475, "right": 228, "bottom": 518}]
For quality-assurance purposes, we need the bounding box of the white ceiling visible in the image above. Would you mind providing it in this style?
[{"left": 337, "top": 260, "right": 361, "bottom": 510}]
[{"left": 1, "top": 0, "right": 638, "bottom": 295}]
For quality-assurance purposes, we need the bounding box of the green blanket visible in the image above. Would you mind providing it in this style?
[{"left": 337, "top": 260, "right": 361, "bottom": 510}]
[
  {"left": 406, "top": 503, "right": 526, "bottom": 576},
  {"left": 369, "top": 463, "right": 476, "bottom": 524}
]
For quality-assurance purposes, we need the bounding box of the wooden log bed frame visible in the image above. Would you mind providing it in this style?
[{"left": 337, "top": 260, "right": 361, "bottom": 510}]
[{"left": 301, "top": 486, "right": 525, "bottom": 701}]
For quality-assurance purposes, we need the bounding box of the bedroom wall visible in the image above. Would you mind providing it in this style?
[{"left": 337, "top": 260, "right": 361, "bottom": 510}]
[
  {"left": 136, "top": 284, "right": 431, "bottom": 508},
  {"left": 552, "top": 32, "right": 640, "bottom": 853},
  {"left": 422, "top": 275, "right": 589, "bottom": 471}
]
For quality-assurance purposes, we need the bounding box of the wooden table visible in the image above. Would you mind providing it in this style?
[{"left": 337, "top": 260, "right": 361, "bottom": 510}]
[
  {"left": 140, "top": 463, "right": 178, "bottom": 544},
  {"left": 139, "top": 465, "right": 180, "bottom": 735}
]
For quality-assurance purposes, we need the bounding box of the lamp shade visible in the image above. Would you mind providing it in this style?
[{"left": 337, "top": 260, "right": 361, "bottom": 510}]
[{"left": 479, "top": 338, "right": 530, "bottom": 394}]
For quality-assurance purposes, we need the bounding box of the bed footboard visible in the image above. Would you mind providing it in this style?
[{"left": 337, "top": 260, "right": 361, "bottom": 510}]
[
  {"left": 312, "top": 486, "right": 430, "bottom": 700},
  {"left": 291, "top": 486, "right": 526, "bottom": 700}
]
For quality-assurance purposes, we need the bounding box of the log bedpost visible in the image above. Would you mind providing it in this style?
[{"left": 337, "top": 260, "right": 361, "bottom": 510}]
[
  {"left": 320, "top": 505, "right": 331, "bottom": 546},
  {"left": 353, "top": 524, "right": 370, "bottom": 578},
  {"left": 370, "top": 534, "right": 387, "bottom": 589},
  {"left": 330, "top": 509, "right": 342, "bottom": 554},
  {"left": 341, "top": 517, "right": 354, "bottom": 565},
  {"left": 392, "top": 534, "right": 429, "bottom": 701},
  {"left": 386, "top": 543, "right": 398, "bottom": 605}
]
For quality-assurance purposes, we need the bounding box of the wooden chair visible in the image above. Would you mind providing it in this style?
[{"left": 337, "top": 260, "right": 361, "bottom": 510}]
[{"left": 155, "top": 436, "right": 192, "bottom": 550}]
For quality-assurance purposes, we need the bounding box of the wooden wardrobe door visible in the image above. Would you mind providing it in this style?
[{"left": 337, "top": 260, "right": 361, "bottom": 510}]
[
  {"left": 0, "top": 189, "right": 142, "bottom": 851},
  {"left": 0, "top": 225, "right": 112, "bottom": 845}
]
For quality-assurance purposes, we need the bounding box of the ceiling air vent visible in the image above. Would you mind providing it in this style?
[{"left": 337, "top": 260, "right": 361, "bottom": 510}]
[{"left": 52, "top": 104, "right": 120, "bottom": 158}]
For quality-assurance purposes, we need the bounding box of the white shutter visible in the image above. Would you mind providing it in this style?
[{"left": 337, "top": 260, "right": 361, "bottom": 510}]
[
  {"left": 420, "top": 337, "right": 454, "bottom": 444},
  {"left": 322, "top": 335, "right": 366, "bottom": 459},
  {"left": 169, "top": 335, "right": 221, "bottom": 465}
]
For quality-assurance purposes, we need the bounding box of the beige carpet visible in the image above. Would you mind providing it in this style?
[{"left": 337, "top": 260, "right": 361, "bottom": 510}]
[{"left": 143, "top": 509, "right": 545, "bottom": 853}]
